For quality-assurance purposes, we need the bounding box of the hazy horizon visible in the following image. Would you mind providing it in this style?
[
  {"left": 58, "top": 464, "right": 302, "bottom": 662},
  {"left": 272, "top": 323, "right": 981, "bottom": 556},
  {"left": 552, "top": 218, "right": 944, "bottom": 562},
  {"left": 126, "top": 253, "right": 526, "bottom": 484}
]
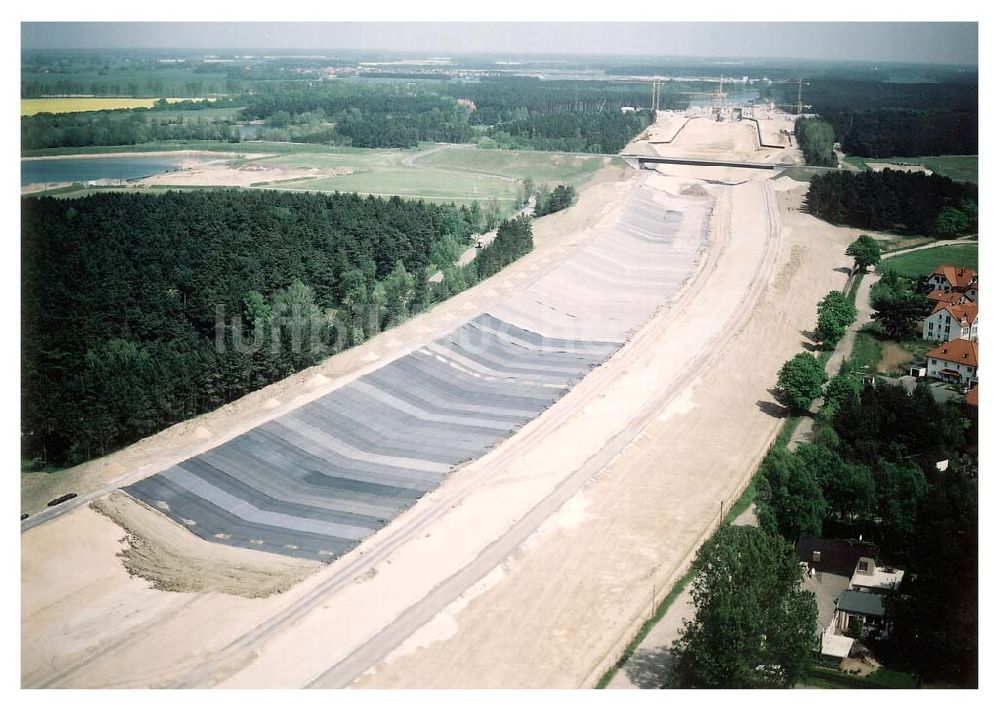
[{"left": 21, "top": 22, "right": 978, "bottom": 66}]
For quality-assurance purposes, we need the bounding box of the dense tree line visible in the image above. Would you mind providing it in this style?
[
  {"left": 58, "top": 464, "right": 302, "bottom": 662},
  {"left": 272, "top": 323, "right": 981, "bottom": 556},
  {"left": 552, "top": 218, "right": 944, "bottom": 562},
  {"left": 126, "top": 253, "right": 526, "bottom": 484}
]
[
  {"left": 22, "top": 109, "right": 242, "bottom": 150},
  {"left": 794, "top": 117, "right": 837, "bottom": 167},
  {"left": 441, "top": 77, "right": 682, "bottom": 125},
  {"left": 533, "top": 184, "right": 577, "bottom": 216},
  {"left": 781, "top": 78, "right": 979, "bottom": 114},
  {"left": 757, "top": 379, "right": 969, "bottom": 558},
  {"left": 805, "top": 170, "right": 977, "bottom": 235},
  {"left": 483, "top": 110, "right": 652, "bottom": 154},
  {"left": 824, "top": 109, "right": 977, "bottom": 158},
  {"left": 475, "top": 216, "right": 534, "bottom": 280},
  {"left": 21, "top": 189, "right": 503, "bottom": 466},
  {"left": 23, "top": 77, "right": 659, "bottom": 154},
  {"left": 239, "top": 85, "right": 475, "bottom": 148}
]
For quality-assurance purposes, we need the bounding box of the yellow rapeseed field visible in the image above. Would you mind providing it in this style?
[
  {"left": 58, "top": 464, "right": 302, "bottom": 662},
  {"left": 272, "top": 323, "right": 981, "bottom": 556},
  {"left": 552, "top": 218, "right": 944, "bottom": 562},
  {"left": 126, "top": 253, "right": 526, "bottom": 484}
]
[{"left": 21, "top": 97, "right": 213, "bottom": 116}]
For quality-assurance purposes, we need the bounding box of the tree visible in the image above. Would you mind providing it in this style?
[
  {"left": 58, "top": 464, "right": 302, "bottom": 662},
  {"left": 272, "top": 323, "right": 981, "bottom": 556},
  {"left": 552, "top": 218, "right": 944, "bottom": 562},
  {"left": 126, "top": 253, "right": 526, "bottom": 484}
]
[
  {"left": 776, "top": 352, "right": 828, "bottom": 413},
  {"left": 382, "top": 260, "right": 416, "bottom": 325},
  {"left": 671, "top": 525, "right": 818, "bottom": 688},
  {"left": 815, "top": 309, "right": 846, "bottom": 350},
  {"left": 818, "top": 290, "right": 857, "bottom": 329},
  {"left": 871, "top": 291, "right": 929, "bottom": 340},
  {"left": 798, "top": 442, "right": 875, "bottom": 526},
  {"left": 822, "top": 374, "right": 860, "bottom": 417},
  {"left": 872, "top": 461, "right": 927, "bottom": 560},
  {"left": 846, "top": 235, "right": 881, "bottom": 272},
  {"left": 887, "top": 471, "right": 977, "bottom": 686},
  {"left": 933, "top": 206, "right": 969, "bottom": 238},
  {"left": 755, "top": 448, "right": 827, "bottom": 541},
  {"left": 794, "top": 117, "right": 837, "bottom": 167}
]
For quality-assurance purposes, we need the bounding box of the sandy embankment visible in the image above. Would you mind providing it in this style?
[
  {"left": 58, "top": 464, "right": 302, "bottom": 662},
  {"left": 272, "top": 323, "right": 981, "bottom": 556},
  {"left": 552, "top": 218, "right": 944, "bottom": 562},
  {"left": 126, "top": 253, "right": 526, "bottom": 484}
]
[
  {"left": 22, "top": 112, "right": 855, "bottom": 689},
  {"left": 20, "top": 165, "right": 636, "bottom": 688}
]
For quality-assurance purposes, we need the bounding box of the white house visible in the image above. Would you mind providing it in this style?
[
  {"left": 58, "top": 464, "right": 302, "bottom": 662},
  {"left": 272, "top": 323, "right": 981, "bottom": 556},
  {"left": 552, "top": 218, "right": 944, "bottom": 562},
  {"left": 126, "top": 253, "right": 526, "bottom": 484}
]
[
  {"left": 923, "top": 302, "right": 978, "bottom": 342},
  {"left": 927, "top": 265, "right": 977, "bottom": 293},
  {"left": 926, "top": 339, "right": 979, "bottom": 387}
]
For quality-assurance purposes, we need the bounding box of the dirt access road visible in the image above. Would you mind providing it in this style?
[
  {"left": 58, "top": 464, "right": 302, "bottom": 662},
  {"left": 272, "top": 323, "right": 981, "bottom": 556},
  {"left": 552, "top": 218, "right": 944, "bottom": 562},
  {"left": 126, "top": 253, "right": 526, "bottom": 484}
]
[{"left": 22, "top": 111, "right": 854, "bottom": 688}]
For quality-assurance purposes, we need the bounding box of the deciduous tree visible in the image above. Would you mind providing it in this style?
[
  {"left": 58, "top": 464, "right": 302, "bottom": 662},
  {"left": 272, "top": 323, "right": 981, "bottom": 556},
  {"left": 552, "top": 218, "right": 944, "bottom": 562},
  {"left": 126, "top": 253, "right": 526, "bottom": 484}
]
[
  {"left": 777, "top": 352, "right": 828, "bottom": 413},
  {"left": 671, "top": 525, "right": 818, "bottom": 688}
]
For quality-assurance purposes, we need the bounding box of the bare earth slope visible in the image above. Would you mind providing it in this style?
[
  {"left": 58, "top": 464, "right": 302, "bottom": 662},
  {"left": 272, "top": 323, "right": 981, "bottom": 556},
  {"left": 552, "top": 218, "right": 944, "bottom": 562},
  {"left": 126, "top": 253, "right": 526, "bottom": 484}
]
[{"left": 22, "top": 112, "right": 854, "bottom": 688}]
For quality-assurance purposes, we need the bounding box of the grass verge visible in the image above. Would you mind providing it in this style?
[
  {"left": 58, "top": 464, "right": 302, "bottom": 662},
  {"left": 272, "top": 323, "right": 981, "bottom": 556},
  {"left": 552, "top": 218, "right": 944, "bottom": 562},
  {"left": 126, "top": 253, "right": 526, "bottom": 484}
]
[
  {"left": 594, "top": 564, "right": 698, "bottom": 689},
  {"left": 802, "top": 664, "right": 918, "bottom": 689}
]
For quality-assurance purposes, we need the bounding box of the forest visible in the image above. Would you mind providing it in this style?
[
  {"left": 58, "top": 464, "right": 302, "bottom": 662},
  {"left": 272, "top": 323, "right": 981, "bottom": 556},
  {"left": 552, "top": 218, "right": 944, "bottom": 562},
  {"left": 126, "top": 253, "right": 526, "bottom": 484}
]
[
  {"left": 823, "top": 109, "right": 977, "bottom": 158},
  {"left": 22, "top": 189, "right": 537, "bottom": 466},
  {"left": 805, "top": 170, "right": 978, "bottom": 235},
  {"left": 22, "top": 105, "right": 243, "bottom": 150},
  {"left": 765, "top": 77, "right": 978, "bottom": 158},
  {"left": 23, "top": 77, "right": 659, "bottom": 153}
]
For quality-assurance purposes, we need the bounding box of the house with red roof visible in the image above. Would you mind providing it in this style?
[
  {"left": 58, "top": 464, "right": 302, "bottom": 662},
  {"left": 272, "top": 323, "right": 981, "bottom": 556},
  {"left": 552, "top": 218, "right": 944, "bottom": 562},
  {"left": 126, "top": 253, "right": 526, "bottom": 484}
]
[
  {"left": 927, "top": 289, "right": 969, "bottom": 306},
  {"left": 926, "top": 339, "right": 979, "bottom": 387},
  {"left": 927, "top": 265, "right": 978, "bottom": 293},
  {"left": 922, "top": 301, "right": 978, "bottom": 342}
]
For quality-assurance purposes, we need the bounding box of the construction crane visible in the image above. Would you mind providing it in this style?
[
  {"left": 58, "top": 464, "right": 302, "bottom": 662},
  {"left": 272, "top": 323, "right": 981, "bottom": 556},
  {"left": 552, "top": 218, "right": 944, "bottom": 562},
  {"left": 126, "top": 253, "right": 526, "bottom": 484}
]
[
  {"left": 650, "top": 79, "right": 664, "bottom": 111},
  {"left": 673, "top": 75, "right": 732, "bottom": 114},
  {"left": 768, "top": 78, "right": 812, "bottom": 114}
]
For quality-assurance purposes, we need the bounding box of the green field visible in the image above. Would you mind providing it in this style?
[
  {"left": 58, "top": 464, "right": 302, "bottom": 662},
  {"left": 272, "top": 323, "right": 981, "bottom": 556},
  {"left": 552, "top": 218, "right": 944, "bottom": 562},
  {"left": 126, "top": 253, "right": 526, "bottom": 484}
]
[
  {"left": 263, "top": 146, "right": 608, "bottom": 206},
  {"left": 882, "top": 243, "right": 978, "bottom": 277},
  {"left": 416, "top": 148, "right": 607, "bottom": 187},
  {"left": 277, "top": 169, "right": 519, "bottom": 203},
  {"left": 854, "top": 155, "right": 978, "bottom": 183},
  {"left": 24, "top": 143, "right": 607, "bottom": 211}
]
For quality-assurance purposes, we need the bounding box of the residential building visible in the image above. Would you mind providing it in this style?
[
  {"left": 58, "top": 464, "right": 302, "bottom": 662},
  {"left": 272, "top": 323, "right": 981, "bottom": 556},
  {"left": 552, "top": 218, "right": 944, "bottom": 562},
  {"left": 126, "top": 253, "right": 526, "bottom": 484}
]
[
  {"left": 849, "top": 557, "right": 905, "bottom": 594},
  {"left": 834, "top": 590, "right": 887, "bottom": 638},
  {"left": 926, "top": 339, "right": 979, "bottom": 387},
  {"left": 927, "top": 289, "right": 969, "bottom": 306},
  {"left": 927, "top": 265, "right": 977, "bottom": 293},
  {"left": 796, "top": 537, "right": 879, "bottom": 578},
  {"left": 922, "top": 302, "right": 978, "bottom": 342}
]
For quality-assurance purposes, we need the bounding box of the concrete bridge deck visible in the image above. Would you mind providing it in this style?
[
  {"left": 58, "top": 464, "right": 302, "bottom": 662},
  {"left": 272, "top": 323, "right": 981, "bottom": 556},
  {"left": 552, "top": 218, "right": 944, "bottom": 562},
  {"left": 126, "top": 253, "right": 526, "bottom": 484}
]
[{"left": 622, "top": 154, "right": 785, "bottom": 171}]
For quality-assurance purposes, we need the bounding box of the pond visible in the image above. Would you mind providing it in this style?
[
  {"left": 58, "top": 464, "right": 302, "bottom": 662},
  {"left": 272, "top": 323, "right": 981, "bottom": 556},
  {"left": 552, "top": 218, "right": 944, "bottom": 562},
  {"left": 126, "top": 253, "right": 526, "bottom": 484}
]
[{"left": 21, "top": 156, "right": 191, "bottom": 187}]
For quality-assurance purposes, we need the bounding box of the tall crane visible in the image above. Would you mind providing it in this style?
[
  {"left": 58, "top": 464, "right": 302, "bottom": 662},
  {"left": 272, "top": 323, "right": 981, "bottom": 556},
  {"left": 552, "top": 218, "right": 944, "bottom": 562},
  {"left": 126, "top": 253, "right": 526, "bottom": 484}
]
[
  {"left": 650, "top": 79, "right": 664, "bottom": 111},
  {"left": 768, "top": 78, "right": 812, "bottom": 114}
]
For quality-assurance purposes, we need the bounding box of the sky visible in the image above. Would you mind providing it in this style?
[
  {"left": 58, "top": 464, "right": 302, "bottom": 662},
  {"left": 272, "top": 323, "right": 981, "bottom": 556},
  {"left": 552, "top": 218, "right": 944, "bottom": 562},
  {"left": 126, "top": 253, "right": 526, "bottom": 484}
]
[{"left": 20, "top": 22, "right": 978, "bottom": 66}]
